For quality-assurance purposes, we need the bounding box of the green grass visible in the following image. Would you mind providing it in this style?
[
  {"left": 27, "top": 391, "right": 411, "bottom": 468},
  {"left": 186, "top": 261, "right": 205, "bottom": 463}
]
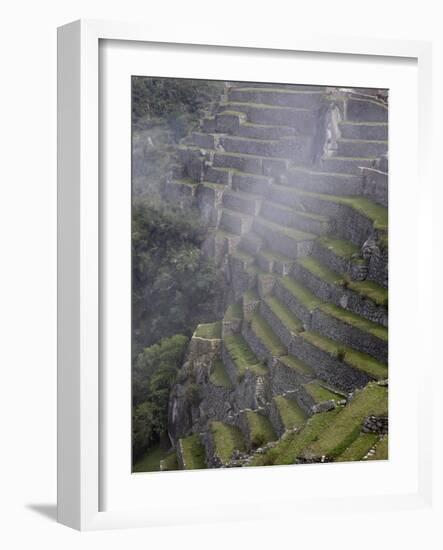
[
  {"left": 160, "top": 451, "right": 179, "bottom": 471},
  {"left": 211, "top": 421, "right": 246, "bottom": 463},
  {"left": 133, "top": 443, "right": 170, "bottom": 473},
  {"left": 259, "top": 249, "right": 296, "bottom": 264},
  {"left": 224, "top": 302, "right": 243, "bottom": 322},
  {"left": 303, "top": 381, "right": 343, "bottom": 404},
  {"left": 318, "top": 236, "right": 359, "bottom": 258},
  {"left": 346, "top": 279, "right": 388, "bottom": 307},
  {"left": 209, "top": 359, "right": 233, "bottom": 388},
  {"left": 180, "top": 434, "right": 206, "bottom": 470},
  {"left": 194, "top": 321, "right": 222, "bottom": 339},
  {"left": 250, "top": 313, "right": 287, "bottom": 356},
  {"left": 224, "top": 334, "right": 267, "bottom": 376},
  {"left": 243, "top": 288, "right": 260, "bottom": 303},
  {"left": 264, "top": 296, "right": 303, "bottom": 333},
  {"left": 344, "top": 348, "right": 388, "bottom": 380},
  {"left": 274, "top": 396, "right": 306, "bottom": 430},
  {"left": 300, "top": 383, "right": 388, "bottom": 460},
  {"left": 367, "top": 436, "right": 388, "bottom": 460},
  {"left": 297, "top": 256, "right": 345, "bottom": 285},
  {"left": 301, "top": 331, "right": 388, "bottom": 380},
  {"left": 279, "top": 276, "right": 322, "bottom": 311},
  {"left": 246, "top": 411, "right": 277, "bottom": 448},
  {"left": 336, "top": 433, "right": 378, "bottom": 462},
  {"left": 228, "top": 101, "right": 309, "bottom": 112},
  {"left": 319, "top": 303, "right": 388, "bottom": 341},
  {"left": 278, "top": 355, "right": 313, "bottom": 377},
  {"left": 249, "top": 409, "right": 342, "bottom": 466}
]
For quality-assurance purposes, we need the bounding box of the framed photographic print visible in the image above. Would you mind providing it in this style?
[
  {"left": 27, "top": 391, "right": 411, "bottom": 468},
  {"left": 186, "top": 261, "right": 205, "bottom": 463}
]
[{"left": 57, "top": 19, "right": 434, "bottom": 531}]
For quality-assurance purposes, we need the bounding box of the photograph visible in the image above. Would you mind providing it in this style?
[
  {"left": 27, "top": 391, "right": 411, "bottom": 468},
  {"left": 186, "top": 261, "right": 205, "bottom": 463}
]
[{"left": 131, "top": 77, "right": 389, "bottom": 473}]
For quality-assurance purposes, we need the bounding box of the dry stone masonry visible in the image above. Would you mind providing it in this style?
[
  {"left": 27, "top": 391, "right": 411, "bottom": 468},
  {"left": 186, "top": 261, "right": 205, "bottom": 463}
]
[{"left": 162, "top": 83, "right": 389, "bottom": 469}]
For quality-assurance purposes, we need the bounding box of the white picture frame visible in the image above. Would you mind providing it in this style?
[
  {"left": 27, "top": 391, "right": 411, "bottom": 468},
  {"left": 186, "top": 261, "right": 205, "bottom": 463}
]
[{"left": 57, "top": 19, "right": 434, "bottom": 531}]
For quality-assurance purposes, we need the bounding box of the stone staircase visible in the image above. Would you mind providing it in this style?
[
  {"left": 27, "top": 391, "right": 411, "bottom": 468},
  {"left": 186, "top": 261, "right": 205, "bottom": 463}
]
[{"left": 160, "top": 83, "right": 389, "bottom": 470}]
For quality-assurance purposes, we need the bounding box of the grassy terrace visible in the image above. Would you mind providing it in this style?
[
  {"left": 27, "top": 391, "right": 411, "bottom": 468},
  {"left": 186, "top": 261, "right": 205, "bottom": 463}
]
[
  {"left": 297, "top": 256, "right": 345, "bottom": 285},
  {"left": 246, "top": 411, "right": 277, "bottom": 448},
  {"left": 278, "top": 276, "right": 322, "bottom": 311},
  {"left": 250, "top": 313, "right": 287, "bottom": 356},
  {"left": 209, "top": 359, "right": 233, "bottom": 388},
  {"left": 254, "top": 217, "right": 315, "bottom": 242},
  {"left": 300, "top": 383, "right": 388, "bottom": 460},
  {"left": 160, "top": 451, "right": 179, "bottom": 471},
  {"left": 258, "top": 249, "right": 296, "bottom": 264},
  {"left": 278, "top": 355, "right": 313, "bottom": 377},
  {"left": 297, "top": 256, "right": 388, "bottom": 308},
  {"left": 227, "top": 101, "right": 310, "bottom": 112},
  {"left": 347, "top": 279, "right": 388, "bottom": 307},
  {"left": 249, "top": 409, "right": 342, "bottom": 466},
  {"left": 231, "top": 87, "right": 323, "bottom": 95},
  {"left": 301, "top": 331, "right": 388, "bottom": 379},
  {"left": 274, "top": 396, "right": 306, "bottom": 430},
  {"left": 303, "top": 381, "right": 343, "bottom": 404},
  {"left": 264, "top": 295, "right": 303, "bottom": 333},
  {"left": 336, "top": 433, "right": 378, "bottom": 462},
  {"left": 211, "top": 421, "right": 245, "bottom": 463},
  {"left": 180, "top": 434, "right": 206, "bottom": 470},
  {"left": 274, "top": 185, "right": 388, "bottom": 231},
  {"left": 224, "top": 302, "right": 243, "bottom": 322},
  {"left": 368, "top": 436, "right": 388, "bottom": 460},
  {"left": 194, "top": 321, "right": 222, "bottom": 339},
  {"left": 223, "top": 334, "right": 267, "bottom": 376},
  {"left": 231, "top": 248, "right": 256, "bottom": 265},
  {"left": 317, "top": 236, "right": 359, "bottom": 258},
  {"left": 319, "top": 303, "right": 388, "bottom": 341},
  {"left": 133, "top": 443, "right": 169, "bottom": 473}
]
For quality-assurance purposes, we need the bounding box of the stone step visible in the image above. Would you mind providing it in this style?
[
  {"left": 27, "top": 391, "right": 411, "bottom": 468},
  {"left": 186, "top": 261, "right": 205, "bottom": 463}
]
[
  {"left": 312, "top": 303, "right": 388, "bottom": 363},
  {"left": 211, "top": 229, "right": 242, "bottom": 263},
  {"left": 339, "top": 121, "right": 388, "bottom": 141},
  {"left": 177, "top": 434, "right": 207, "bottom": 470},
  {"left": 191, "top": 132, "right": 220, "bottom": 150},
  {"left": 219, "top": 135, "right": 311, "bottom": 161},
  {"left": 205, "top": 166, "right": 232, "bottom": 185},
  {"left": 242, "top": 312, "right": 288, "bottom": 363},
  {"left": 288, "top": 166, "right": 364, "bottom": 196},
  {"left": 236, "top": 122, "right": 296, "bottom": 140},
  {"left": 361, "top": 167, "right": 388, "bottom": 207},
  {"left": 219, "top": 208, "right": 254, "bottom": 236},
  {"left": 319, "top": 156, "right": 377, "bottom": 175},
  {"left": 213, "top": 150, "right": 264, "bottom": 174},
  {"left": 256, "top": 249, "right": 297, "bottom": 276},
  {"left": 222, "top": 188, "right": 263, "bottom": 215},
  {"left": 239, "top": 231, "right": 264, "bottom": 255},
  {"left": 298, "top": 380, "right": 345, "bottom": 414},
  {"left": 293, "top": 256, "right": 388, "bottom": 325},
  {"left": 230, "top": 248, "right": 256, "bottom": 270},
  {"left": 297, "top": 382, "right": 388, "bottom": 461},
  {"left": 228, "top": 87, "right": 323, "bottom": 109},
  {"left": 215, "top": 110, "right": 247, "bottom": 133},
  {"left": 253, "top": 217, "right": 315, "bottom": 259},
  {"left": 222, "top": 334, "right": 268, "bottom": 384},
  {"left": 345, "top": 97, "right": 388, "bottom": 123},
  {"left": 336, "top": 138, "right": 388, "bottom": 158},
  {"left": 270, "top": 184, "right": 388, "bottom": 245},
  {"left": 271, "top": 355, "right": 314, "bottom": 395},
  {"left": 243, "top": 409, "right": 278, "bottom": 449},
  {"left": 260, "top": 200, "right": 332, "bottom": 235},
  {"left": 312, "top": 236, "right": 360, "bottom": 277},
  {"left": 290, "top": 331, "right": 388, "bottom": 392},
  {"left": 208, "top": 421, "right": 246, "bottom": 466},
  {"left": 259, "top": 295, "right": 304, "bottom": 348},
  {"left": 232, "top": 171, "right": 274, "bottom": 195},
  {"left": 270, "top": 395, "right": 307, "bottom": 436},
  {"left": 274, "top": 275, "right": 322, "bottom": 328},
  {"left": 163, "top": 179, "right": 198, "bottom": 206},
  {"left": 219, "top": 101, "right": 317, "bottom": 129}
]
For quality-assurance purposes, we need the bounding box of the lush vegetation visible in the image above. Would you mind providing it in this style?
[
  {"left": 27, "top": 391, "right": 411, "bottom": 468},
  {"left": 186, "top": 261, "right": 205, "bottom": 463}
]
[
  {"left": 132, "top": 199, "right": 221, "bottom": 353},
  {"left": 132, "top": 334, "right": 189, "bottom": 462}
]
